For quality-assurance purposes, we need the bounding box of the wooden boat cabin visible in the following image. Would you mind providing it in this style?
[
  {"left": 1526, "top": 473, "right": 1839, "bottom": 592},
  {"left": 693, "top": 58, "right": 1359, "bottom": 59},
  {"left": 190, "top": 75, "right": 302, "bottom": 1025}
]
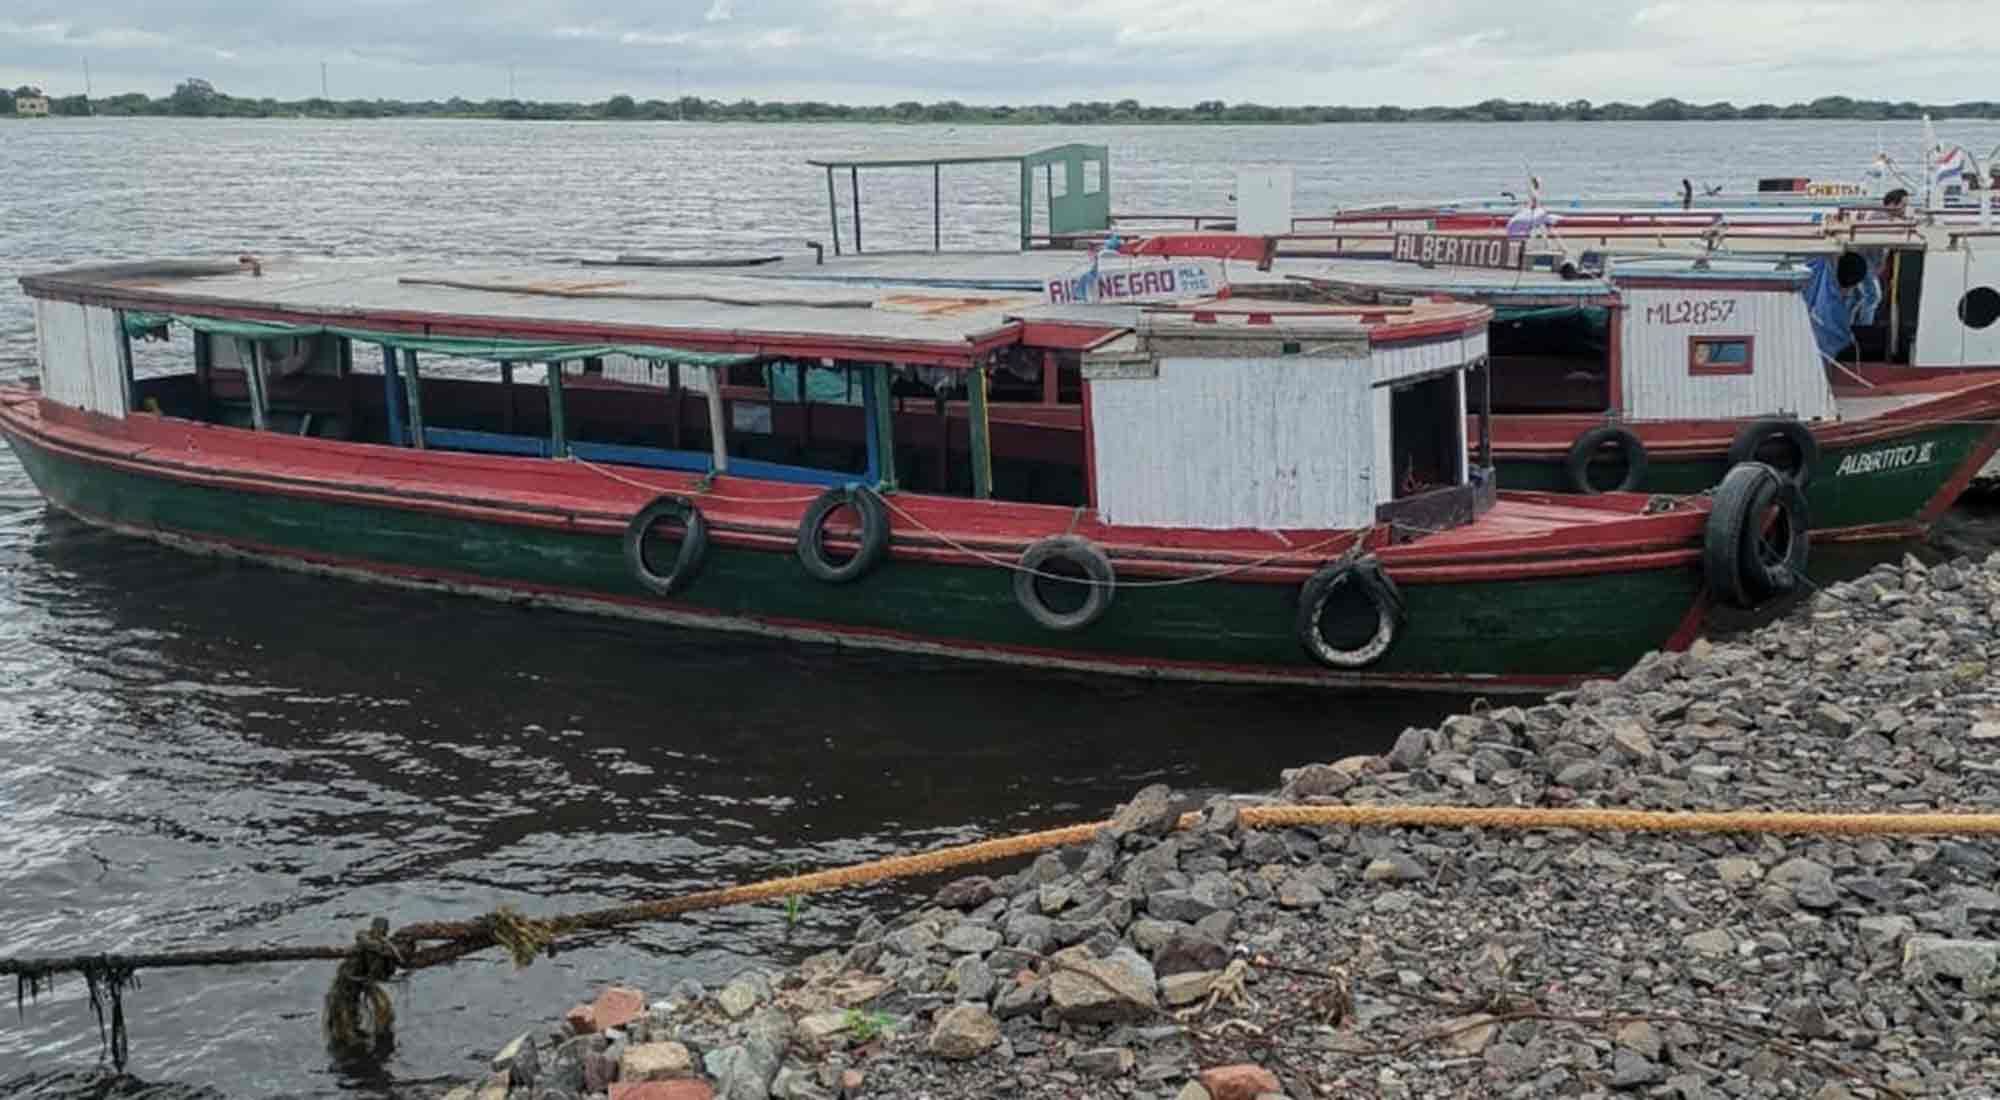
[{"left": 1, "top": 256, "right": 1793, "bottom": 690}]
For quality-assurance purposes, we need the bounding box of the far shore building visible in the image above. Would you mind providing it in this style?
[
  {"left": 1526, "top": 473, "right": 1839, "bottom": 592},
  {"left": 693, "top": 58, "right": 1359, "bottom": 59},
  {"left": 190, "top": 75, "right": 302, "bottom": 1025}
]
[{"left": 13, "top": 94, "right": 49, "bottom": 116}]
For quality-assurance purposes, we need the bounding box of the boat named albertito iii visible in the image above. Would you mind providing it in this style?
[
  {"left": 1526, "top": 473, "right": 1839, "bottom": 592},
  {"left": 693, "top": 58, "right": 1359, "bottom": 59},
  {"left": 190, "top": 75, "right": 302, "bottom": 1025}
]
[{"left": 0, "top": 258, "right": 1802, "bottom": 691}]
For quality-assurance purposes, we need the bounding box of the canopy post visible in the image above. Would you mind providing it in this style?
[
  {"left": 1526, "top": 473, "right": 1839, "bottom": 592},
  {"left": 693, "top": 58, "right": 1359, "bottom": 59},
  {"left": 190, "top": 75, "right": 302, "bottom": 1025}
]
[
  {"left": 116, "top": 317, "right": 136, "bottom": 415},
  {"left": 545, "top": 360, "right": 566, "bottom": 458},
  {"left": 866, "top": 363, "right": 896, "bottom": 491},
  {"left": 827, "top": 166, "right": 841, "bottom": 257},
  {"left": 192, "top": 331, "right": 214, "bottom": 423},
  {"left": 381, "top": 346, "right": 404, "bottom": 445},
  {"left": 968, "top": 365, "right": 993, "bottom": 500},
  {"left": 1020, "top": 162, "right": 1034, "bottom": 250},
  {"left": 933, "top": 163, "right": 942, "bottom": 252},
  {"left": 401, "top": 350, "right": 426, "bottom": 450},
  {"left": 500, "top": 360, "right": 515, "bottom": 434},
  {"left": 705, "top": 365, "right": 729, "bottom": 474},
  {"left": 668, "top": 362, "right": 684, "bottom": 450},
  {"left": 1477, "top": 357, "right": 1493, "bottom": 470},
  {"left": 241, "top": 338, "right": 269, "bottom": 432},
  {"left": 851, "top": 166, "right": 862, "bottom": 253}
]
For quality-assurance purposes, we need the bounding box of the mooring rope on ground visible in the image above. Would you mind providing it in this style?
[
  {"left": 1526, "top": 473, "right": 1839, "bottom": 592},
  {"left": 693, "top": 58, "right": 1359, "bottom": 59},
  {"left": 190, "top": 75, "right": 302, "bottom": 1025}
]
[{"left": 12, "top": 803, "right": 2000, "bottom": 1067}]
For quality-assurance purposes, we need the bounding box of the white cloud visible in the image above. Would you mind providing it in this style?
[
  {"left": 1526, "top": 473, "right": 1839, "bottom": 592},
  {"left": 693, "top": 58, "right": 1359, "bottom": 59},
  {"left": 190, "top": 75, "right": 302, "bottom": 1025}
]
[{"left": 705, "top": 0, "right": 734, "bottom": 22}]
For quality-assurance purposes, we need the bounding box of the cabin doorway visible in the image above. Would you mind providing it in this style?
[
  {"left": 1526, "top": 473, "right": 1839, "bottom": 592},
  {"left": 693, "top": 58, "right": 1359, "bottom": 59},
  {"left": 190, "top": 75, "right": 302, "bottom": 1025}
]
[
  {"left": 1388, "top": 372, "right": 1463, "bottom": 499},
  {"left": 1485, "top": 307, "right": 1611, "bottom": 412}
]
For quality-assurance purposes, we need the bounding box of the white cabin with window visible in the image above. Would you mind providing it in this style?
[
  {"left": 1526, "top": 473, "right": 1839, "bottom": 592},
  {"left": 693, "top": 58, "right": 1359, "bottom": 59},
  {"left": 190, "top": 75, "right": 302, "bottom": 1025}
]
[
  {"left": 1610, "top": 261, "right": 1837, "bottom": 423},
  {"left": 1080, "top": 301, "right": 1493, "bottom": 534}
]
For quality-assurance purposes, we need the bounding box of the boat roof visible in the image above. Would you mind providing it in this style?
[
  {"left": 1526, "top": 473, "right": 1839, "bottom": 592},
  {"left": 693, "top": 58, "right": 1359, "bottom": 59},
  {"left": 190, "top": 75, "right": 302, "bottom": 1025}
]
[
  {"left": 1296, "top": 253, "right": 1809, "bottom": 306},
  {"left": 21, "top": 256, "right": 1490, "bottom": 365},
  {"left": 676, "top": 249, "right": 1314, "bottom": 294},
  {"left": 805, "top": 143, "right": 1102, "bottom": 170}
]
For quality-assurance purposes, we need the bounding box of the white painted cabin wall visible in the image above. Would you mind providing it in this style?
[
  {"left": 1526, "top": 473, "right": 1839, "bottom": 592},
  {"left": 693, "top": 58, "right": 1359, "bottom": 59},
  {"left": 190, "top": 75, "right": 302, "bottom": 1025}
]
[
  {"left": 1091, "top": 357, "right": 1377, "bottom": 530},
  {"left": 34, "top": 300, "right": 128, "bottom": 418},
  {"left": 1617, "top": 287, "right": 1835, "bottom": 422},
  {"left": 1913, "top": 248, "right": 2000, "bottom": 367}
]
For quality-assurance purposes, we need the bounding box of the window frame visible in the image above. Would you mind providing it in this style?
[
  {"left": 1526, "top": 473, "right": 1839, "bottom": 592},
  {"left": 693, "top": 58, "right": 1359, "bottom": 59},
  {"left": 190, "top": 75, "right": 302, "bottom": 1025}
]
[{"left": 1688, "top": 334, "right": 1755, "bottom": 377}]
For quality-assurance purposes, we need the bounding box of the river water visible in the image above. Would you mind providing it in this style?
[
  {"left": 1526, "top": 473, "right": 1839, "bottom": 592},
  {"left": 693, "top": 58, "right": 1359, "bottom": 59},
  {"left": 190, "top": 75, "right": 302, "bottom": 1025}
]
[{"left": 2, "top": 118, "right": 1997, "bottom": 1098}]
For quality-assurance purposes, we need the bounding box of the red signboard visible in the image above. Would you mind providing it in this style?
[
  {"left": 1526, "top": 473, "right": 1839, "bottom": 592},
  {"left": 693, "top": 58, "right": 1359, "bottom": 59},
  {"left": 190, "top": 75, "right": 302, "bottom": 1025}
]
[
  {"left": 1392, "top": 232, "right": 1525, "bottom": 271},
  {"left": 1126, "top": 234, "right": 1277, "bottom": 269}
]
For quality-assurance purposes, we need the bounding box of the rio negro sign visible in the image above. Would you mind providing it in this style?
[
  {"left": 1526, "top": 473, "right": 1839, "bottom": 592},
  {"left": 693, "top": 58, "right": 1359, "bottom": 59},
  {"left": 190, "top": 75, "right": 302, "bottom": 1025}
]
[{"left": 1044, "top": 260, "right": 1224, "bottom": 305}]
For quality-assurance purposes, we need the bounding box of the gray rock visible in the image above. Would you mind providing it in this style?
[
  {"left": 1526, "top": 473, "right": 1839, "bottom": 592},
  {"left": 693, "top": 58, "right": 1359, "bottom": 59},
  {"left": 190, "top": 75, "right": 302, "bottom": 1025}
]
[
  {"left": 941, "top": 924, "right": 1002, "bottom": 954},
  {"left": 541, "top": 1037, "right": 597, "bottom": 1094},
  {"left": 882, "top": 924, "right": 938, "bottom": 958},
  {"left": 1277, "top": 872, "right": 1324, "bottom": 909},
  {"left": 1129, "top": 918, "right": 1188, "bottom": 954},
  {"left": 1362, "top": 852, "right": 1427, "bottom": 883},
  {"left": 1049, "top": 946, "right": 1159, "bottom": 1023},
  {"left": 1153, "top": 928, "right": 1229, "bottom": 976},
  {"left": 1810, "top": 702, "right": 1858, "bottom": 737},
  {"left": 493, "top": 1032, "right": 540, "bottom": 1085},
  {"left": 1004, "top": 912, "right": 1055, "bottom": 953},
  {"left": 1072, "top": 1046, "right": 1136, "bottom": 1077},
  {"left": 1159, "top": 969, "right": 1219, "bottom": 1007},
  {"left": 1858, "top": 915, "right": 1916, "bottom": 952},
  {"left": 927, "top": 1003, "right": 1000, "bottom": 1060},
  {"left": 772, "top": 1066, "right": 833, "bottom": 1100},
  {"left": 1555, "top": 761, "right": 1605, "bottom": 790},
  {"left": 993, "top": 975, "right": 1049, "bottom": 1020},
  {"left": 1902, "top": 936, "right": 2000, "bottom": 987},
  {"left": 1611, "top": 1048, "right": 1659, "bottom": 1089},
  {"left": 1615, "top": 1020, "right": 1662, "bottom": 1060},
  {"left": 952, "top": 953, "right": 996, "bottom": 1002},
  {"left": 1280, "top": 763, "right": 1354, "bottom": 800},
  {"left": 1388, "top": 727, "right": 1430, "bottom": 770},
  {"left": 1106, "top": 783, "right": 1178, "bottom": 839},
  {"left": 1712, "top": 857, "right": 1762, "bottom": 885},
  {"left": 936, "top": 876, "right": 997, "bottom": 910},
  {"left": 1682, "top": 929, "right": 1733, "bottom": 958},
  {"left": 1610, "top": 721, "right": 1654, "bottom": 762},
  {"left": 1767, "top": 857, "right": 1838, "bottom": 909}
]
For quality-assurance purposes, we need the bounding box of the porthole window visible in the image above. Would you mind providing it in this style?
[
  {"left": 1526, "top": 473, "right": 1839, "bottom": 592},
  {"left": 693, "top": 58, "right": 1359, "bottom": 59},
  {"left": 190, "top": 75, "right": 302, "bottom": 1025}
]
[{"left": 1961, "top": 286, "right": 2000, "bottom": 330}]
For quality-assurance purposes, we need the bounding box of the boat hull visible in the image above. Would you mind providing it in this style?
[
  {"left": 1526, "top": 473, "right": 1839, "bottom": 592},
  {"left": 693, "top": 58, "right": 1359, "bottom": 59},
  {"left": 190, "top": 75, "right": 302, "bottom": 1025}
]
[
  {"left": 1491, "top": 412, "right": 2000, "bottom": 541},
  {"left": 0, "top": 400, "right": 1711, "bottom": 694}
]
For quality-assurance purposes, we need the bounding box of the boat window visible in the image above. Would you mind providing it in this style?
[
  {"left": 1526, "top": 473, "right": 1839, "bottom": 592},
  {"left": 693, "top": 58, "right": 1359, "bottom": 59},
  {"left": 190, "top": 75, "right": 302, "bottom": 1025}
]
[
  {"left": 1083, "top": 159, "right": 1103, "bottom": 196},
  {"left": 1049, "top": 166, "right": 1068, "bottom": 200},
  {"left": 1688, "top": 335, "right": 1754, "bottom": 377},
  {"left": 1484, "top": 306, "right": 1609, "bottom": 413},
  {"left": 1388, "top": 372, "right": 1463, "bottom": 499},
  {"left": 1961, "top": 286, "right": 2000, "bottom": 330},
  {"left": 126, "top": 322, "right": 203, "bottom": 419},
  {"left": 719, "top": 360, "right": 871, "bottom": 478}
]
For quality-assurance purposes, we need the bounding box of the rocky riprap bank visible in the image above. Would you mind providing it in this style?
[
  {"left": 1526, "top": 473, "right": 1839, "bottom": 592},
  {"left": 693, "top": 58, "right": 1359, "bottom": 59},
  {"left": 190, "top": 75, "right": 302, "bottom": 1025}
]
[{"left": 443, "top": 552, "right": 2000, "bottom": 1100}]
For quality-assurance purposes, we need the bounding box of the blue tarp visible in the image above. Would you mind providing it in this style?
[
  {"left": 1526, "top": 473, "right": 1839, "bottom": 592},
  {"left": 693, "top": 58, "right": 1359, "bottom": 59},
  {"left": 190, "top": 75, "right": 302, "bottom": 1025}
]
[{"left": 1802, "top": 258, "right": 1856, "bottom": 360}]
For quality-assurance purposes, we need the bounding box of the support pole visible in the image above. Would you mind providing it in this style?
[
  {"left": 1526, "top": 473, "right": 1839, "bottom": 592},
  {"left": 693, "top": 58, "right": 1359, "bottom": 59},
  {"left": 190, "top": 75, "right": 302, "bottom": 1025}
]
[
  {"left": 192, "top": 331, "right": 213, "bottom": 424},
  {"left": 1477, "top": 358, "right": 1493, "bottom": 470},
  {"left": 401, "top": 350, "right": 426, "bottom": 449},
  {"left": 242, "top": 339, "right": 269, "bottom": 432},
  {"left": 668, "top": 362, "right": 684, "bottom": 450},
  {"left": 851, "top": 166, "right": 862, "bottom": 253},
  {"left": 868, "top": 363, "right": 896, "bottom": 490},
  {"left": 968, "top": 365, "right": 993, "bottom": 500},
  {"left": 500, "top": 360, "right": 515, "bottom": 435},
  {"left": 827, "top": 166, "right": 841, "bottom": 257},
  {"left": 381, "top": 346, "right": 404, "bottom": 445},
  {"left": 116, "top": 320, "right": 136, "bottom": 415},
  {"left": 705, "top": 365, "right": 728, "bottom": 474},
  {"left": 934, "top": 163, "right": 942, "bottom": 252},
  {"left": 545, "top": 360, "right": 567, "bottom": 458}
]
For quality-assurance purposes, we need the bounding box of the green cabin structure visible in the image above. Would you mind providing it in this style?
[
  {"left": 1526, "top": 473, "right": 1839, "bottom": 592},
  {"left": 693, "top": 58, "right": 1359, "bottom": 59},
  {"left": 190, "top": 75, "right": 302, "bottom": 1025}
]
[{"left": 806, "top": 143, "right": 1112, "bottom": 254}]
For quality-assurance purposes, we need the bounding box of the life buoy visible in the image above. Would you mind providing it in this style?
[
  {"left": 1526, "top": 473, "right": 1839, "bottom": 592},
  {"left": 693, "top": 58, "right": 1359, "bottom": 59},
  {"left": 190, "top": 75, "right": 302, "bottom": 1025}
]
[
  {"left": 1565, "top": 426, "right": 1649, "bottom": 494},
  {"left": 1296, "top": 557, "right": 1404, "bottom": 669},
  {"left": 1013, "top": 536, "right": 1116, "bottom": 631},
  {"left": 623, "top": 494, "right": 708, "bottom": 596},
  {"left": 796, "top": 485, "right": 890, "bottom": 583},
  {"left": 1703, "top": 462, "right": 1810, "bottom": 609},
  {"left": 1726, "top": 418, "right": 1819, "bottom": 487}
]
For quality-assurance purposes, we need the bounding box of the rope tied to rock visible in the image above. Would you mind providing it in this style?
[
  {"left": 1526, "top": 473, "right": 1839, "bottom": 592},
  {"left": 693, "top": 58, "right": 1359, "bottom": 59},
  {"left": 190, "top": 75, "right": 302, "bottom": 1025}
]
[{"left": 12, "top": 802, "right": 2000, "bottom": 1069}]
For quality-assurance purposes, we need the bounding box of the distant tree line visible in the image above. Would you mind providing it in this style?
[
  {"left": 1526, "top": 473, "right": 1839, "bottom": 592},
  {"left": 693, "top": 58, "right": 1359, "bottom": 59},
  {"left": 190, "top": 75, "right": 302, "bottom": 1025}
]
[{"left": 9, "top": 81, "right": 1999, "bottom": 124}]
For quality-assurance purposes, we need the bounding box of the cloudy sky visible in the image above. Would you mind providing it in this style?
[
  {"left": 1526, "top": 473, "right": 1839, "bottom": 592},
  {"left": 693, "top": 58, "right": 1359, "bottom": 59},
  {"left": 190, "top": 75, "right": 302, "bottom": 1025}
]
[{"left": 1, "top": 1, "right": 1994, "bottom": 106}]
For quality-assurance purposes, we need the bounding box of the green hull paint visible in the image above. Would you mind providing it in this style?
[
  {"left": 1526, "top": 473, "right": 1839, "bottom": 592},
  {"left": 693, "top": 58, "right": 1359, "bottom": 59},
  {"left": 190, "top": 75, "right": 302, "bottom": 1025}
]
[
  {"left": 1497, "top": 419, "right": 1993, "bottom": 533},
  {"left": 4, "top": 429, "right": 1704, "bottom": 687}
]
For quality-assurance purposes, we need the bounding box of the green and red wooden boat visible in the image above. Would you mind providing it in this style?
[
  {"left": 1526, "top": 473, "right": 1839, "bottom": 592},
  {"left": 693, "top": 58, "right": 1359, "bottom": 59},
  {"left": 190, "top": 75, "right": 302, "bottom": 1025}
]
[{"left": 1, "top": 257, "right": 1801, "bottom": 692}]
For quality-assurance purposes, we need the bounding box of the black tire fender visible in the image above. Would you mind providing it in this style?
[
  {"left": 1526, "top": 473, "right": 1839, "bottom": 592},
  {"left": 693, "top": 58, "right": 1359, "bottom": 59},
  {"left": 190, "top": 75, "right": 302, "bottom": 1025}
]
[
  {"left": 1565, "top": 425, "right": 1649, "bottom": 494},
  {"left": 1296, "top": 556, "right": 1404, "bottom": 669},
  {"left": 1704, "top": 461, "right": 1811, "bottom": 609},
  {"left": 1726, "top": 418, "right": 1820, "bottom": 487},
  {"left": 796, "top": 485, "right": 890, "bottom": 584},
  {"left": 1013, "top": 536, "right": 1116, "bottom": 632},
  {"left": 624, "top": 494, "right": 709, "bottom": 596}
]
